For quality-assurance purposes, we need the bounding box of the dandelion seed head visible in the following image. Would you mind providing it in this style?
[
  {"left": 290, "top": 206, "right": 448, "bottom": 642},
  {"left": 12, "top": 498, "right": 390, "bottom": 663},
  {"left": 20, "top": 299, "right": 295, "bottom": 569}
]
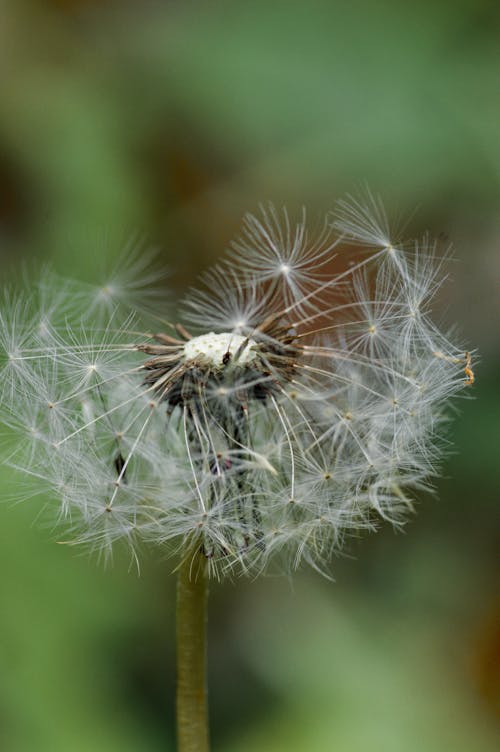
[{"left": 0, "top": 196, "right": 474, "bottom": 577}]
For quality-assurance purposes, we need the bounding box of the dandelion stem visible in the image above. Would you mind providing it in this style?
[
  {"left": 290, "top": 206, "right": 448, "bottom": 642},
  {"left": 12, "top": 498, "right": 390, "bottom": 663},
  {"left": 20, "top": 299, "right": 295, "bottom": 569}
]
[{"left": 176, "top": 549, "right": 210, "bottom": 752}]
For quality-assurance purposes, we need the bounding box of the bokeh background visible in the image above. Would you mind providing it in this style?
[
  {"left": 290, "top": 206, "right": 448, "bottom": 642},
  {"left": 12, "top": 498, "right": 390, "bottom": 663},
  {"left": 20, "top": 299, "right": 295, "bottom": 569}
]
[{"left": 0, "top": 1, "right": 499, "bottom": 750}]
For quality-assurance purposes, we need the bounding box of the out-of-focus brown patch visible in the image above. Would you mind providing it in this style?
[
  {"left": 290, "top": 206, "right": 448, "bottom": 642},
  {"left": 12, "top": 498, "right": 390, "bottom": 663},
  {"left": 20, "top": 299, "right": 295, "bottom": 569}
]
[
  {"left": 143, "top": 120, "right": 231, "bottom": 211},
  {"left": 0, "top": 150, "right": 33, "bottom": 242},
  {"left": 470, "top": 592, "right": 500, "bottom": 717},
  {"left": 137, "top": 119, "right": 240, "bottom": 287},
  {"left": 167, "top": 145, "right": 212, "bottom": 206}
]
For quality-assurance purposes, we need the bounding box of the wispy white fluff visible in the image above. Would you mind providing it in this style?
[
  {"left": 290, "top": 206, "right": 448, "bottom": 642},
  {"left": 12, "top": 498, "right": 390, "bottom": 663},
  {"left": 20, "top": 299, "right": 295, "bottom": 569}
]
[{"left": 0, "top": 196, "right": 473, "bottom": 576}]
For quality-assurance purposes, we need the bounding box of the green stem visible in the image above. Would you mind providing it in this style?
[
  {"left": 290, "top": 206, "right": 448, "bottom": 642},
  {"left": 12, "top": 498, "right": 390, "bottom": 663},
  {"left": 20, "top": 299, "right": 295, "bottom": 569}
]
[{"left": 176, "top": 549, "right": 210, "bottom": 752}]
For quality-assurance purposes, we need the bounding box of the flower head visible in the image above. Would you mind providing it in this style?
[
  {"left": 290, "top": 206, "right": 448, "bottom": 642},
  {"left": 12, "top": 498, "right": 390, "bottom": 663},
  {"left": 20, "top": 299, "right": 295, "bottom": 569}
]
[{"left": 0, "top": 197, "right": 473, "bottom": 576}]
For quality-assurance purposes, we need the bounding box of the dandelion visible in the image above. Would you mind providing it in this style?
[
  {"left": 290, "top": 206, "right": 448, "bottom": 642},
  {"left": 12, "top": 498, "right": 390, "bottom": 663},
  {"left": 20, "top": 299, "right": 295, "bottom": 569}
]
[{"left": 0, "top": 197, "right": 474, "bottom": 751}]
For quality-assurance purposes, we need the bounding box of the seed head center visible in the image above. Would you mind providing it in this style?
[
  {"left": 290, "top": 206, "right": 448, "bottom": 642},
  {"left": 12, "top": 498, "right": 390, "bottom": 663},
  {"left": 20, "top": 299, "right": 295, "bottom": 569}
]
[{"left": 183, "top": 332, "right": 257, "bottom": 369}]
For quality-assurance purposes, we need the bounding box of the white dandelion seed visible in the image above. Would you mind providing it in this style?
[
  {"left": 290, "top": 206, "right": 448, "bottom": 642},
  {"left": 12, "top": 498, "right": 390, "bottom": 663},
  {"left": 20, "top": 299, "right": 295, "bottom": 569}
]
[{"left": 0, "top": 197, "right": 474, "bottom": 576}]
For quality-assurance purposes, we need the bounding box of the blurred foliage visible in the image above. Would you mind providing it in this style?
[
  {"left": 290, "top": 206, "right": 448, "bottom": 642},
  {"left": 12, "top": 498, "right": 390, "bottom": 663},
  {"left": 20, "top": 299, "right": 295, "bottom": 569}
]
[{"left": 0, "top": 1, "right": 499, "bottom": 750}]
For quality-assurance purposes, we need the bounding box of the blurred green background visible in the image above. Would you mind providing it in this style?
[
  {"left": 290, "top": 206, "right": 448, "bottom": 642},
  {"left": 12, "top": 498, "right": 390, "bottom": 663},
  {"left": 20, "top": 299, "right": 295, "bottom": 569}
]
[{"left": 0, "top": 1, "right": 499, "bottom": 750}]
